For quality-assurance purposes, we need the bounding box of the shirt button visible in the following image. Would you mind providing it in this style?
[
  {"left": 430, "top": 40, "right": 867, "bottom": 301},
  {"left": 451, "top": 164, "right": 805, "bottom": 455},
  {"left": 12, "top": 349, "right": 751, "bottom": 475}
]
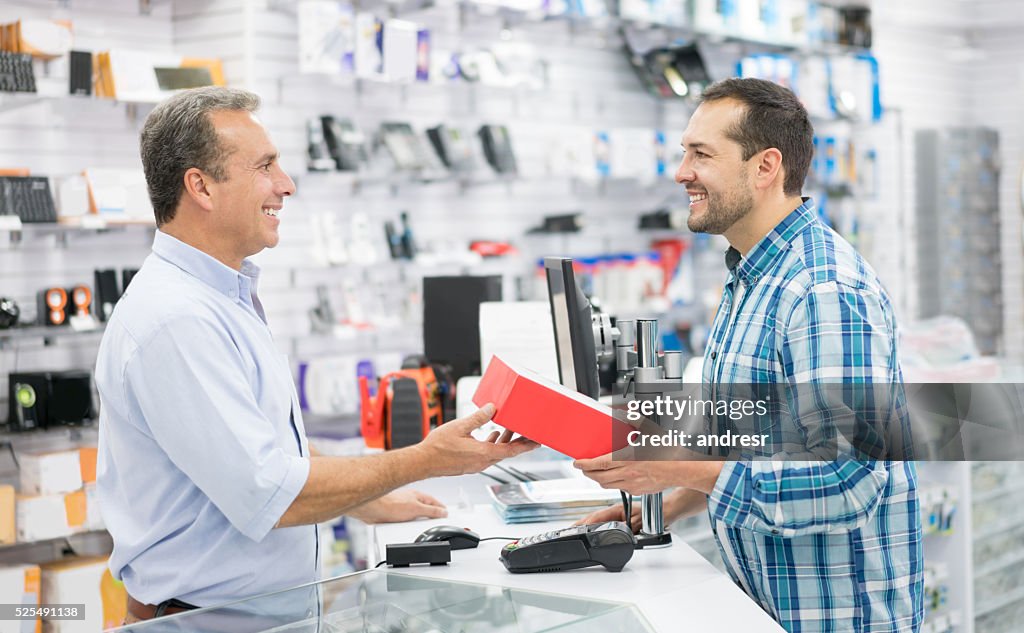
[{"left": 711, "top": 351, "right": 717, "bottom": 360}]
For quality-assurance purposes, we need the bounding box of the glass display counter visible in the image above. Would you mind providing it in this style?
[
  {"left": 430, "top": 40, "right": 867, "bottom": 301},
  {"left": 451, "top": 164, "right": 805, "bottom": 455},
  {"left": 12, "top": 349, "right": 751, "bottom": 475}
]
[{"left": 114, "top": 569, "right": 654, "bottom": 632}]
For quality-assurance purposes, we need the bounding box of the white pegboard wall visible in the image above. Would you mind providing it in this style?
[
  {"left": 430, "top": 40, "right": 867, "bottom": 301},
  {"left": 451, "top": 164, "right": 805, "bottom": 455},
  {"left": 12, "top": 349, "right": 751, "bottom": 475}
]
[
  {"left": 0, "top": 0, "right": 681, "bottom": 419},
  {"left": 4, "top": 0, "right": 1020, "bottom": 424},
  {"left": 870, "top": 0, "right": 974, "bottom": 327},
  {"left": 967, "top": 29, "right": 1024, "bottom": 360}
]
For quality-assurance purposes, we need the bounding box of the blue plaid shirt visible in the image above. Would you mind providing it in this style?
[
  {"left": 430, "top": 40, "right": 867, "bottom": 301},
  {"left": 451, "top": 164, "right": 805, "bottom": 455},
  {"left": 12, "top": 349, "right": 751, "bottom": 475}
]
[{"left": 703, "top": 199, "right": 924, "bottom": 632}]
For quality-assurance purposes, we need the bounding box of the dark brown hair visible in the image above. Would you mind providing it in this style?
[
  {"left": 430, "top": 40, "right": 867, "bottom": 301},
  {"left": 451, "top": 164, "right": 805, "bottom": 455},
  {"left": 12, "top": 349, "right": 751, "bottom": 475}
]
[{"left": 700, "top": 78, "right": 814, "bottom": 196}]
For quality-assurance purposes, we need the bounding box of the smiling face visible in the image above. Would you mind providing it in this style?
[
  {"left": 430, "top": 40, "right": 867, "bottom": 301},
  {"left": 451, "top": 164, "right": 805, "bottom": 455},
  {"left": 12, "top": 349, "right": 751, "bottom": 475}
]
[
  {"left": 674, "top": 99, "right": 757, "bottom": 235},
  {"left": 204, "top": 110, "right": 295, "bottom": 266}
]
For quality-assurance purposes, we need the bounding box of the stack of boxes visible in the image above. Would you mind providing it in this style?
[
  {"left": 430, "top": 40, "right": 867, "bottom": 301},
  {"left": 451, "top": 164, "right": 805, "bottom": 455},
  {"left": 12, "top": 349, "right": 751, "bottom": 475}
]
[
  {"left": 14, "top": 448, "right": 102, "bottom": 542},
  {"left": 0, "top": 446, "right": 125, "bottom": 631}
]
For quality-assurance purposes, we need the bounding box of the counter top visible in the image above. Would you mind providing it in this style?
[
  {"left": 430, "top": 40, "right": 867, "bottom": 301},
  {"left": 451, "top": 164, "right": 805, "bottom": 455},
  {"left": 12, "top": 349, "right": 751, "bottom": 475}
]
[{"left": 370, "top": 488, "right": 785, "bottom": 632}]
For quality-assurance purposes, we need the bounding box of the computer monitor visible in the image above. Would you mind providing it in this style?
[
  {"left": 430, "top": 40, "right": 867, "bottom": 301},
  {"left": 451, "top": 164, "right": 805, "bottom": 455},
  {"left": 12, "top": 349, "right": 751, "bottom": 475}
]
[{"left": 544, "top": 257, "right": 600, "bottom": 400}]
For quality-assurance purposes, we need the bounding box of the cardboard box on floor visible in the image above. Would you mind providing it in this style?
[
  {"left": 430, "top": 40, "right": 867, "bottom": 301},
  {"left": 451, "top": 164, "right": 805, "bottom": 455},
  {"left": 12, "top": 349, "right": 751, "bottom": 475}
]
[
  {"left": 0, "top": 563, "right": 41, "bottom": 633},
  {"left": 40, "top": 556, "right": 125, "bottom": 633}
]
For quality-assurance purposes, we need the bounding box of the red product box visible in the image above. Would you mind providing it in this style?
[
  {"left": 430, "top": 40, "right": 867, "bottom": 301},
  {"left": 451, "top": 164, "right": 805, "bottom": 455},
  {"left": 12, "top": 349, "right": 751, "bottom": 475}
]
[{"left": 473, "top": 356, "right": 633, "bottom": 459}]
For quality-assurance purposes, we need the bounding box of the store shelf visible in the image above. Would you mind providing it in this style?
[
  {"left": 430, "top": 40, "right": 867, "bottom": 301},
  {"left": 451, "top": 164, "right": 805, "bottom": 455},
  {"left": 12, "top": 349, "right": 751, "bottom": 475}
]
[
  {"left": 0, "top": 425, "right": 98, "bottom": 452},
  {"left": 1, "top": 217, "right": 156, "bottom": 251},
  {"left": 0, "top": 92, "right": 45, "bottom": 114},
  {"left": 0, "top": 91, "right": 164, "bottom": 117},
  {"left": 976, "top": 549, "right": 1024, "bottom": 580},
  {"left": 0, "top": 324, "right": 106, "bottom": 349},
  {"left": 973, "top": 514, "right": 1024, "bottom": 541},
  {"left": 976, "top": 584, "right": 1024, "bottom": 619},
  {"left": 972, "top": 480, "right": 1024, "bottom": 505},
  {"left": 0, "top": 530, "right": 109, "bottom": 554}
]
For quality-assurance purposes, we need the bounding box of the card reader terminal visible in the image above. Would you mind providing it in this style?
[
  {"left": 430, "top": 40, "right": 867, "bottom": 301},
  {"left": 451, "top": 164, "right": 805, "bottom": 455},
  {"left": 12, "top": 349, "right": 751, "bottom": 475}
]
[{"left": 500, "top": 521, "right": 636, "bottom": 573}]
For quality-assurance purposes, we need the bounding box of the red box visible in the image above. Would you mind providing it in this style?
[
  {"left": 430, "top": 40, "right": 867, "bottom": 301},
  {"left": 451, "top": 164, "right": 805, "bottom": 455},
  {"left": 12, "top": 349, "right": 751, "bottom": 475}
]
[{"left": 472, "top": 356, "right": 632, "bottom": 459}]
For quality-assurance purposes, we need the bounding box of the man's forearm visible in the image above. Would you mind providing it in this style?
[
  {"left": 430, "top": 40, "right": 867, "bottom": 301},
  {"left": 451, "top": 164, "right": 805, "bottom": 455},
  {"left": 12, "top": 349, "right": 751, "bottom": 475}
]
[{"left": 277, "top": 445, "right": 433, "bottom": 527}]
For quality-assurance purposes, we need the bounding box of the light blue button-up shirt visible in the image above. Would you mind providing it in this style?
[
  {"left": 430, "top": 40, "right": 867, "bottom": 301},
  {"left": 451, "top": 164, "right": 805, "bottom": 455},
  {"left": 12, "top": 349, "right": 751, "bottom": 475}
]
[{"left": 95, "top": 230, "right": 316, "bottom": 607}]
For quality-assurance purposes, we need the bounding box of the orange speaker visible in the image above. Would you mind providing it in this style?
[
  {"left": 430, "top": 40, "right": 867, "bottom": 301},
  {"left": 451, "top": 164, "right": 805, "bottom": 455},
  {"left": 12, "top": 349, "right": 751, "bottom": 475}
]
[
  {"left": 68, "top": 285, "right": 92, "bottom": 317},
  {"left": 38, "top": 287, "right": 68, "bottom": 326}
]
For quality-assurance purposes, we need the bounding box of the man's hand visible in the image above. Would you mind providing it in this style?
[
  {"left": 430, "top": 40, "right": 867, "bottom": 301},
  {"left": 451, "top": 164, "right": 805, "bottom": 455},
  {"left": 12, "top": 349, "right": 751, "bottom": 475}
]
[
  {"left": 573, "top": 503, "right": 642, "bottom": 533},
  {"left": 418, "top": 404, "right": 537, "bottom": 477},
  {"left": 574, "top": 454, "right": 723, "bottom": 496},
  {"left": 349, "top": 489, "right": 447, "bottom": 524}
]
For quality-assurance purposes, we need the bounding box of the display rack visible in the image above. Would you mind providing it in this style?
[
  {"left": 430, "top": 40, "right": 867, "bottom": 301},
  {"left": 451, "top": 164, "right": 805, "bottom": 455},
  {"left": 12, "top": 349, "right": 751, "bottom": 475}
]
[{"left": 0, "top": 324, "right": 106, "bottom": 350}]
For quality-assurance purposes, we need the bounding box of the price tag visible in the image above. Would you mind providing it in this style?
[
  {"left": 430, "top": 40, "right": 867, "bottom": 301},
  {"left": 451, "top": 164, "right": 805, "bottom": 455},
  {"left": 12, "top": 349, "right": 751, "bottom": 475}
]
[{"left": 0, "top": 216, "right": 23, "bottom": 231}]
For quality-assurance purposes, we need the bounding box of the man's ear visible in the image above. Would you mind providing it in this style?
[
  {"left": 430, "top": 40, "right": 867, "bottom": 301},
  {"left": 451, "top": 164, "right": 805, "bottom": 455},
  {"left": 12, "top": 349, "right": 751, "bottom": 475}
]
[
  {"left": 753, "top": 147, "right": 784, "bottom": 193},
  {"left": 182, "top": 167, "right": 214, "bottom": 212}
]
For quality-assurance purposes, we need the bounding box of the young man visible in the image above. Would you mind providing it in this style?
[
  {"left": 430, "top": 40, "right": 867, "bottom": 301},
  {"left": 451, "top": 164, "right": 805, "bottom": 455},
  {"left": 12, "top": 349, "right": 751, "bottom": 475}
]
[
  {"left": 575, "top": 78, "right": 923, "bottom": 632},
  {"left": 95, "top": 87, "right": 535, "bottom": 623}
]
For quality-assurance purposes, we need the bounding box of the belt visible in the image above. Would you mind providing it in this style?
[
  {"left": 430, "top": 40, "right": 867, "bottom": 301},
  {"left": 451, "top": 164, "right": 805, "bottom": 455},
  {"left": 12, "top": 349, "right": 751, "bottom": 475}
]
[{"left": 127, "top": 595, "right": 198, "bottom": 621}]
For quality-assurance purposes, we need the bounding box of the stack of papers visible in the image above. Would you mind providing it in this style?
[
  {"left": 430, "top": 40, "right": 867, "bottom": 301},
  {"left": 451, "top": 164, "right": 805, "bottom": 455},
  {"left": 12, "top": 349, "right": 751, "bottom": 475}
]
[{"left": 488, "top": 477, "right": 625, "bottom": 523}]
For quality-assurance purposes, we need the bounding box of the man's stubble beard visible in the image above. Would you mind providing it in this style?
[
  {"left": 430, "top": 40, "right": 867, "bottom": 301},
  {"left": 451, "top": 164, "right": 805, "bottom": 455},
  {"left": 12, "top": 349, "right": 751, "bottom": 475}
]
[{"left": 686, "top": 182, "right": 755, "bottom": 235}]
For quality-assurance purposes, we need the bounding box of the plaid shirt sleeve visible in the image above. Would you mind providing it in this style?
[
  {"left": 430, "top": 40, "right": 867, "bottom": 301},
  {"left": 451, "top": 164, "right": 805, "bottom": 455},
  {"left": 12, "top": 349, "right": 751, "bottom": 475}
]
[{"left": 708, "top": 281, "right": 899, "bottom": 537}]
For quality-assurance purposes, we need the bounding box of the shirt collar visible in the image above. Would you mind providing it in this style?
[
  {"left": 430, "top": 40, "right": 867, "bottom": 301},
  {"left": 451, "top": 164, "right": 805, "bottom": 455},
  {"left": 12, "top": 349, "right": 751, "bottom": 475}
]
[
  {"left": 151, "top": 230, "right": 261, "bottom": 301},
  {"left": 725, "top": 197, "right": 816, "bottom": 286}
]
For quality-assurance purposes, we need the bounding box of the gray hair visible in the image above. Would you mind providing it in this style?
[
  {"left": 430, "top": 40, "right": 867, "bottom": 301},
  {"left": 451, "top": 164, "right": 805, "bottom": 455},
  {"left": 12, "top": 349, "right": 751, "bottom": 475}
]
[{"left": 140, "top": 87, "right": 261, "bottom": 226}]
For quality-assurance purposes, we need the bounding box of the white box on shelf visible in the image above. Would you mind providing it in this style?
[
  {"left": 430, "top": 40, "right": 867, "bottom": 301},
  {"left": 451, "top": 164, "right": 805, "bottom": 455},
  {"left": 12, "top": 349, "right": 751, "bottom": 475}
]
[
  {"left": 383, "top": 19, "right": 418, "bottom": 83},
  {"left": 16, "top": 494, "right": 72, "bottom": 542},
  {"left": 19, "top": 450, "right": 82, "bottom": 496}
]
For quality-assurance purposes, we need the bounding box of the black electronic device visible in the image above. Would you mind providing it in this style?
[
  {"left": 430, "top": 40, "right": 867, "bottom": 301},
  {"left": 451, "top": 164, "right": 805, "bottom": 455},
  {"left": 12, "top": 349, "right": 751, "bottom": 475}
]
[
  {"left": 121, "top": 268, "right": 139, "bottom": 293},
  {"left": 528, "top": 213, "right": 584, "bottom": 234},
  {"left": 69, "top": 51, "right": 93, "bottom": 96},
  {"left": 320, "top": 116, "right": 369, "bottom": 171},
  {"left": 384, "top": 212, "right": 416, "bottom": 259},
  {"left": 625, "top": 44, "right": 709, "bottom": 99},
  {"left": 8, "top": 372, "right": 50, "bottom": 431},
  {"left": 839, "top": 6, "right": 872, "bottom": 48},
  {"left": 0, "top": 52, "right": 36, "bottom": 93},
  {"left": 93, "top": 269, "right": 121, "bottom": 322},
  {"left": 379, "top": 122, "right": 431, "bottom": 171},
  {"left": 306, "top": 118, "right": 334, "bottom": 171},
  {"left": 153, "top": 66, "right": 214, "bottom": 91},
  {"left": 426, "top": 124, "right": 477, "bottom": 172},
  {"left": 544, "top": 257, "right": 600, "bottom": 399},
  {"left": 399, "top": 211, "right": 416, "bottom": 258},
  {"left": 0, "top": 297, "right": 19, "bottom": 329},
  {"left": 478, "top": 125, "right": 517, "bottom": 175},
  {"left": 423, "top": 275, "right": 502, "bottom": 382},
  {"left": 499, "top": 522, "right": 636, "bottom": 573},
  {"left": 415, "top": 525, "right": 482, "bottom": 550},
  {"left": 48, "top": 371, "right": 94, "bottom": 426},
  {"left": 638, "top": 208, "right": 682, "bottom": 230},
  {"left": 385, "top": 541, "right": 451, "bottom": 567},
  {"left": 668, "top": 44, "right": 710, "bottom": 92},
  {"left": 384, "top": 221, "right": 404, "bottom": 259},
  {"left": 0, "top": 176, "right": 58, "bottom": 223}
]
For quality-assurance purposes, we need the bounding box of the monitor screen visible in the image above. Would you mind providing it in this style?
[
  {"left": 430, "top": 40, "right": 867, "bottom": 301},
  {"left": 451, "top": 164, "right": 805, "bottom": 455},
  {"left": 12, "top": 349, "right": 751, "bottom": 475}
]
[{"left": 544, "top": 257, "right": 600, "bottom": 400}]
